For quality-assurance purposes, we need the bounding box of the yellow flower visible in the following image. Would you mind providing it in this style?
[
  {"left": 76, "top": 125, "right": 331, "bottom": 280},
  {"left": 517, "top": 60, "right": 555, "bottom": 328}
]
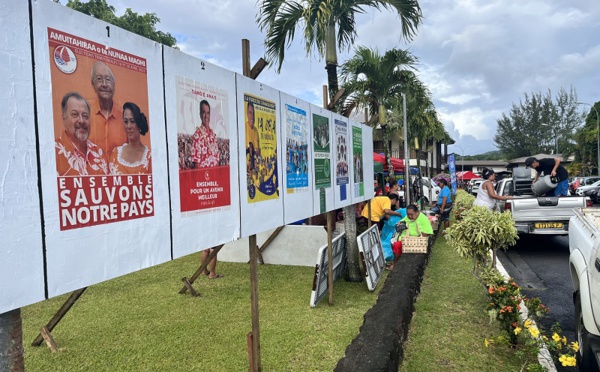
[
  {"left": 570, "top": 341, "right": 579, "bottom": 352},
  {"left": 528, "top": 326, "right": 540, "bottom": 338},
  {"left": 514, "top": 327, "right": 522, "bottom": 335},
  {"left": 559, "top": 355, "right": 568, "bottom": 366},
  {"left": 524, "top": 319, "right": 532, "bottom": 328},
  {"left": 562, "top": 336, "right": 567, "bottom": 345},
  {"left": 552, "top": 333, "right": 561, "bottom": 342},
  {"left": 484, "top": 338, "right": 493, "bottom": 347}
]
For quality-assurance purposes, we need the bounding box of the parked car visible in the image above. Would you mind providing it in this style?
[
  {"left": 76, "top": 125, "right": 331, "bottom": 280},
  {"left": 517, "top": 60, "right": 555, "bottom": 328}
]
[
  {"left": 581, "top": 185, "right": 600, "bottom": 203},
  {"left": 576, "top": 180, "right": 600, "bottom": 196},
  {"left": 471, "top": 180, "right": 484, "bottom": 195},
  {"left": 568, "top": 208, "right": 600, "bottom": 370},
  {"left": 572, "top": 177, "right": 600, "bottom": 194}
]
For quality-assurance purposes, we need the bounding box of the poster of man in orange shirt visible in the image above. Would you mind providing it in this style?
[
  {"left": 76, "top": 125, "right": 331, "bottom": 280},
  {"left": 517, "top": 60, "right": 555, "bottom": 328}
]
[{"left": 48, "top": 27, "right": 153, "bottom": 230}]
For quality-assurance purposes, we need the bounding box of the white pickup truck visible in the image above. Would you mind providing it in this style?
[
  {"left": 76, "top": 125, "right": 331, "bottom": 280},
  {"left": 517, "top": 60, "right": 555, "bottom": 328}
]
[
  {"left": 568, "top": 208, "right": 600, "bottom": 370},
  {"left": 495, "top": 174, "right": 589, "bottom": 235}
]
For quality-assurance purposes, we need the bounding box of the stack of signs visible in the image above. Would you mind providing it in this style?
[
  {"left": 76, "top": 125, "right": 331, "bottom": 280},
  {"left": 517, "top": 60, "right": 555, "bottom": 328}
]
[
  {"left": 357, "top": 225, "right": 385, "bottom": 291},
  {"left": 309, "top": 232, "right": 347, "bottom": 307}
]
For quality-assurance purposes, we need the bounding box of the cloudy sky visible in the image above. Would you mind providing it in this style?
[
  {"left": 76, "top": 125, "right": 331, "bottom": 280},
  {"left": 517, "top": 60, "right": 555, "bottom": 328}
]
[{"left": 74, "top": 0, "right": 600, "bottom": 156}]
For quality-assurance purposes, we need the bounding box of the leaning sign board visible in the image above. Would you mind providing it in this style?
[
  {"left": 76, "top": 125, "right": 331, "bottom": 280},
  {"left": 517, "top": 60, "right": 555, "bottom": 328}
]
[
  {"left": 357, "top": 225, "right": 386, "bottom": 291},
  {"left": 309, "top": 232, "right": 346, "bottom": 307}
]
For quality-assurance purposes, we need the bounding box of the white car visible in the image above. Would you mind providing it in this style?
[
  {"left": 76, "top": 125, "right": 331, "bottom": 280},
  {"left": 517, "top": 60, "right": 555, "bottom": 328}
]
[
  {"left": 576, "top": 179, "right": 600, "bottom": 196},
  {"left": 471, "top": 180, "right": 484, "bottom": 195}
]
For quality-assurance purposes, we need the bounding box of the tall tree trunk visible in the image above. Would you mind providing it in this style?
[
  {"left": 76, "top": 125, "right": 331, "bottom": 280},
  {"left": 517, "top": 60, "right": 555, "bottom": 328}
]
[{"left": 325, "top": 23, "right": 360, "bottom": 282}]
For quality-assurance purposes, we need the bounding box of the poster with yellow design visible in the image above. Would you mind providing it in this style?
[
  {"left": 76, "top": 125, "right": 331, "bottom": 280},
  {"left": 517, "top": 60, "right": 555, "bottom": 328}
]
[{"left": 244, "top": 93, "right": 279, "bottom": 203}]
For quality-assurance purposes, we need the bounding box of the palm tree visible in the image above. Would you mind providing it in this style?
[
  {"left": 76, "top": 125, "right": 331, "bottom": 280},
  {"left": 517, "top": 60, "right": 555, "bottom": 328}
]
[
  {"left": 340, "top": 46, "right": 418, "bottom": 174},
  {"left": 257, "top": 0, "right": 422, "bottom": 103},
  {"left": 257, "top": 0, "right": 422, "bottom": 282}
]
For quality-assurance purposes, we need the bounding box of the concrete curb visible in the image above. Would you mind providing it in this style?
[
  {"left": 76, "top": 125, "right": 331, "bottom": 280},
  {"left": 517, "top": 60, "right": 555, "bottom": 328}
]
[{"left": 334, "top": 238, "right": 434, "bottom": 371}]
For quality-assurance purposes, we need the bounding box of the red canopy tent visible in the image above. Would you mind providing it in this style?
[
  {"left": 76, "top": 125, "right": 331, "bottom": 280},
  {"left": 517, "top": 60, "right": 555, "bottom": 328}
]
[
  {"left": 456, "top": 171, "right": 481, "bottom": 180},
  {"left": 373, "top": 153, "right": 405, "bottom": 172}
]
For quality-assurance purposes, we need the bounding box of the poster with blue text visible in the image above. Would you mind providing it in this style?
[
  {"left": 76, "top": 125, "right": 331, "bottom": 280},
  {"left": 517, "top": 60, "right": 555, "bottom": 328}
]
[
  {"left": 285, "top": 104, "right": 308, "bottom": 193},
  {"left": 448, "top": 153, "right": 457, "bottom": 195}
]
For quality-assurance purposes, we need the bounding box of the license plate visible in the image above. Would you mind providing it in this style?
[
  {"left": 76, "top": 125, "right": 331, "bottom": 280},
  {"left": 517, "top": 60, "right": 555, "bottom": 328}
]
[{"left": 534, "top": 222, "right": 563, "bottom": 229}]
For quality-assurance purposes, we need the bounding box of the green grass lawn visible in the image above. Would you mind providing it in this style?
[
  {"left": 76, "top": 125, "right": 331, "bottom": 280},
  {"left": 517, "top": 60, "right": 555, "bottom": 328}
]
[
  {"left": 22, "top": 232, "right": 525, "bottom": 371},
  {"left": 22, "top": 252, "right": 384, "bottom": 371},
  {"left": 399, "top": 234, "right": 525, "bottom": 372}
]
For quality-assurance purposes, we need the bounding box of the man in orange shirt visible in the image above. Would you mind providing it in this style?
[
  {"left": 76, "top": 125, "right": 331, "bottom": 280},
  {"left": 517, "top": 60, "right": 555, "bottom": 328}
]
[
  {"left": 88, "top": 62, "right": 127, "bottom": 156},
  {"left": 55, "top": 92, "right": 108, "bottom": 176}
]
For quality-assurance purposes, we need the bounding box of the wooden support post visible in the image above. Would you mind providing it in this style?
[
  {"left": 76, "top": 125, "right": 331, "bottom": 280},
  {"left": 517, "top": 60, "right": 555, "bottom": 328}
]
[
  {"left": 242, "top": 39, "right": 251, "bottom": 77},
  {"left": 249, "top": 234, "right": 261, "bottom": 371},
  {"left": 31, "top": 287, "right": 87, "bottom": 347},
  {"left": 327, "top": 211, "right": 334, "bottom": 305},
  {"left": 179, "top": 245, "right": 224, "bottom": 295},
  {"left": 249, "top": 226, "right": 284, "bottom": 264},
  {"left": 181, "top": 278, "right": 199, "bottom": 297},
  {"left": 327, "top": 88, "right": 345, "bottom": 111},
  {"left": 40, "top": 326, "right": 59, "bottom": 353},
  {"left": 322, "top": 85, "right": 328, "bottom": 109},
  {"left": 250, "top": 58, "right": 267, "bottom": 80},
  {"left": 247, "top": 332, "right": 255, "bottom": 372},
  {"left": 368, "top": 200, "right": 372, "bottom": 228}
]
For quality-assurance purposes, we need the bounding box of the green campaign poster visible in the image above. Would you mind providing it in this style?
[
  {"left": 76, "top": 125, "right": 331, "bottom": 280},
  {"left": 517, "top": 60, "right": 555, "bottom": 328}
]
[
  {"left": 352, "top": 126, "right": 364, "bottom": 197},
  {"left": 313, "top": 113, "right": 331, "bottom": 189}
]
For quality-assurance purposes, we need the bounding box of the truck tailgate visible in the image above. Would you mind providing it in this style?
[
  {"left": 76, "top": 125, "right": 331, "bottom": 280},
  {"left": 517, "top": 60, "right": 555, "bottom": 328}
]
[{"left": 512, "top": 197, "right": 586, "bottom": 220}]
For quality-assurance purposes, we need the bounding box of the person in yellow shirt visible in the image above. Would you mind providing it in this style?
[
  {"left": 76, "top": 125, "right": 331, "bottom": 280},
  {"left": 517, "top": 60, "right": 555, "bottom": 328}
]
[{"left": 359, "top": 194, "right": 404, "bottom": 232}]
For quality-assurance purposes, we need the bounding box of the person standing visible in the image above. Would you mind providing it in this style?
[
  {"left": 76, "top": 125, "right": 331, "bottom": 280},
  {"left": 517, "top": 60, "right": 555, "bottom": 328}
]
[
  {"left": 55, "top": 92, "right": 108, "bottom": 176},
  {"left": 89, "top": 62, "right": 127, "bottom": 156},
  {"left": 525, "top": 156, "right": 569, "bottom": 196},
  {"left": 191, "top": 100, "right": 219, "bottom": 169},
  {"left": 473, "top": 168, "right": 512, "bottom": 209},
  {"left": 433, "top": 179, "right": 452, "bottom": 231}
]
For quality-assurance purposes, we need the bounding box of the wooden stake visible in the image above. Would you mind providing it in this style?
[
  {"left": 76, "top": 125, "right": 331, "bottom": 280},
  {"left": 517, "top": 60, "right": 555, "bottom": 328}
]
[
  {"left": 242, "top": 39, "right": 251, "bottom": 77},
  {"left": 249, "top": 234, "right": 261, "bottom": 371},
  {"left": 327, "top": 211, "right": 334, "bottom": 305},
  {"left": 40, "top": 326, "right": 59, "bottom": 353},
  {"left": 322, "top": 85, "right": 328, "bottom": 109},
  {"left": 180, "top": 278, "right": 199, "bottom": 297},
  {"left": 327, "top": 88, "right": 345, "bottom": 110},
  {"left": 249, "top": 226, "right": 285, "bottom": 264},
  {"left": 178, "top": 245, "right": 223, "bottom": 295},
  {"left": 368, "top": 200, "right": 372, "bottom": 228},
  {"left": 31, "top": 287, "right": 87, "bottom": 347},
  {"left": 247, "top": 332, "right": 255, "bottom": 372},
  {"left": 250, "top": 58, "right": 267, "bottom": 80}
]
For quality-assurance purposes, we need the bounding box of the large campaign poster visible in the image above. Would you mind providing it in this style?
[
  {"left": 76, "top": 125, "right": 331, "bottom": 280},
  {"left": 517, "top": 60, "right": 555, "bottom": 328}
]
[
  {"left": 333, "top": 114, "right": 351, "bottom": 209},
  {"left": 164, "top": 49, "right": 240, "bottom": 258},
  {"left": 448, "top": 153, "right": 458, "bottom": 195},
  {"left": 280, "top": 92, "right": 313, "bottom": 224},
  {"left": 0, "top": 0, "right": 46, "bottom": 314},
  {"left": 310, "top": 105, "right": 335, "bottom": 214},
  {"left": 352, "top": 124, "right": 364, "bottom": 200},
  {"left": 33, "top": 0, "right": 171, "bottom": 297},
  {"left": 362, "top": 125, "right": 375, "bottom": 198},
  {"left": 237, "top": 76, "right": 283, "bottom": 237}
]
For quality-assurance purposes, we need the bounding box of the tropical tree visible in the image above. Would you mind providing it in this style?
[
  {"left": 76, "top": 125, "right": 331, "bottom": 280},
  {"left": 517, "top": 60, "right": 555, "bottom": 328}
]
[
  {"left": 257, "top": 0, "right": 423, "bottom": 282},
  {"left": 573, "top": 101, "right": 600, "bottom": 175},
  {"left": 340, "top": 46, "right": 418, "bottom": 174},
  {"left": 61, "top": 0, "right": 177, "bottom": 47},
  {"left": 493, "top": 87, "right": 582, "bottom": 159}
]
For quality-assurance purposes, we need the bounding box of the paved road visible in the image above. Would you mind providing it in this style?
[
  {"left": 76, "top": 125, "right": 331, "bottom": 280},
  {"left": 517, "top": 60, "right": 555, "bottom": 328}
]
[{"left": 497, "top": 234, "right": 575, "bottom": 372}]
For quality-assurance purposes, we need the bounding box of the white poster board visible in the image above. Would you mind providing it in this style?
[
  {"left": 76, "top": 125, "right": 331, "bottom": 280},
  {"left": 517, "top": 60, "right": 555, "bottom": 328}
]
[
  {"left": 333, "top": 114, "right": 351, "bottom": 209},
  {"left": 0, "top": 0, "right": 46, "bottom": 314},
  {"left": 363, "top": 125, "right": 375, "bottom": 198},
  {"left": 350, "top": 121, "right": 366, "bottom": 203},
  {"left": 357, "top": 225, "right": 386, "bottom": 291},
  {"left": 279, "top": 92, "right": 313, "bottom": 224},
  {"left": 310, "top": 105, "right": 335, "bottom": 214},
  {"left": 309, "top": 233, "right": 347, "bottom": 307},
  {"left": 237, "top": 75, "right": 284, "bottom": 237},
  {"left": 33, "top": 0, "right": 171, "bottom": 297},
  {"left": 164, "top": 48, "right": 240, "bottom": 258}
]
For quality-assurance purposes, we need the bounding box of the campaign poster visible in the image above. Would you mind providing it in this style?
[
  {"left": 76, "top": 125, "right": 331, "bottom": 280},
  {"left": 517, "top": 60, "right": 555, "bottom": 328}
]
[
  {"left": 313, "top": 113, "right": 331, "bottom": 190},
  {"left": 334, "top": 118, "right": 349, "bottom": 187},
  {"left": 285, "top": 104, "right": 309, "bottom": 193},
  {"left": 48, "top": 27, "right": 153, "bottom": 230},
  {"left": 352, "top": 125, "right": 364, "bottom": 198},
  {"left": 237, "top": 76, "right": 283, "bottom": 237},
  {"left": 280, "top": 93, "right": 313, "bottom": 224},
  {"left": 34, "top": 0, "right": 171, "bottom": 298},
  {"left": 245, "top": 93, "right": 279, "bottom": 203},
  {"left": 176, "top": 77, "right": 231, "bottom": 212}
]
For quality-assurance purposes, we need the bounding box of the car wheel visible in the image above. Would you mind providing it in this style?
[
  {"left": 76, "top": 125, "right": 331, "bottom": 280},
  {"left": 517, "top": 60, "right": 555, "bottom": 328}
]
[{"left": 575, "top": 292, "right": 596, "bottom": 371}]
